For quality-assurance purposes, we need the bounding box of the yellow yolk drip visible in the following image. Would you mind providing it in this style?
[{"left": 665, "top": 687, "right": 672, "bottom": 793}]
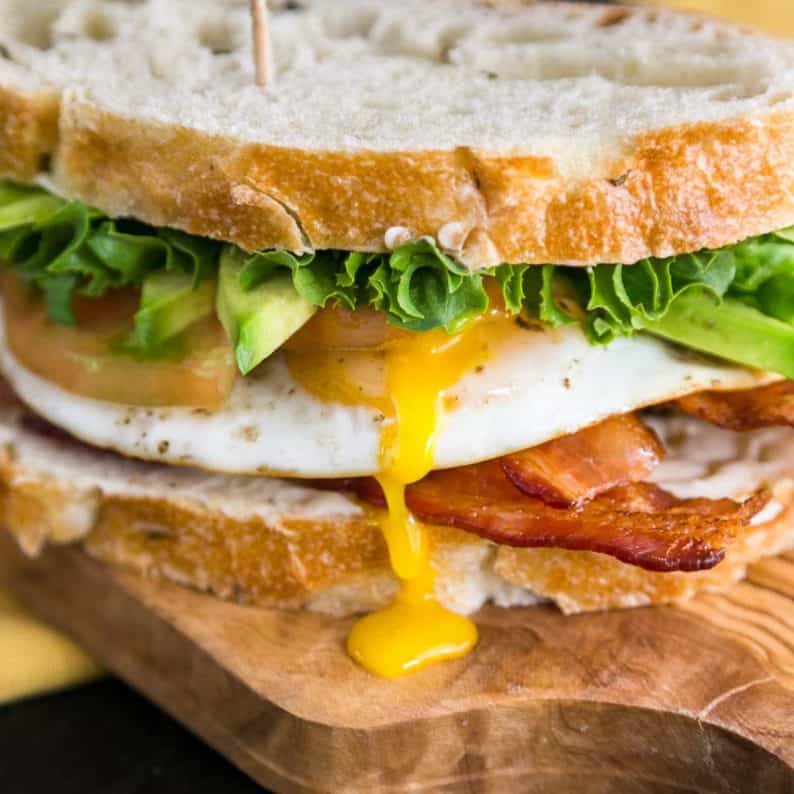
[
  {"left": 287, "top": 321, "right": 511, "bottom": 677},
  {"left": 345, "top": 334, "right": 478, "bottom": 677}
]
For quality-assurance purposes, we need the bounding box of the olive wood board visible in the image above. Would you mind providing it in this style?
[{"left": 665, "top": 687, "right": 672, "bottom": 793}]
[{"left": 1, "top": 533, "right": 792, "bottom": 794}]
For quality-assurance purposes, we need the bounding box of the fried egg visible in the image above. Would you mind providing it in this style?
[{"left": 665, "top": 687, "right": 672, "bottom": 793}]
[{"left": 0, "top": 301, "right": 772, "bottom": 478}]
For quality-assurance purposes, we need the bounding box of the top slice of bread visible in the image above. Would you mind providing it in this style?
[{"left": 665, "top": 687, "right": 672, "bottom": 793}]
[{"left": 3, "top": 1, "right": 794, "bottom": 264}]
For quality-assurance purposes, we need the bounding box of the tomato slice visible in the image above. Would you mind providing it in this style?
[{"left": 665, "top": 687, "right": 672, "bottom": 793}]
[
  {"left": 284, "top": 305, "right": 410, "bottom": 352},
  {"left": 2, "top": 274, "right": 237, "bottom": 409}
]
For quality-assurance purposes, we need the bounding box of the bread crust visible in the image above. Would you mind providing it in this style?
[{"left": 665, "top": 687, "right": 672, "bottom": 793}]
[
  {"left": 0, "top": 84, "right": 58, "bottom": 181},
  {"left": 55, "top": 97, "right": 794, "bottom": 266}
]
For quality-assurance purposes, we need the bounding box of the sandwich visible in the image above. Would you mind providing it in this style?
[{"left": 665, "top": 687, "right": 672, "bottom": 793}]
[{"left": 1, "top": 0, "right": 794, "bottom": 678}]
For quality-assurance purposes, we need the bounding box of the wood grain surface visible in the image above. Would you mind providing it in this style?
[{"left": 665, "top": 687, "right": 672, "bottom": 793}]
[{"left": 1, "top": 532, "right": 791, "bottom": 794}]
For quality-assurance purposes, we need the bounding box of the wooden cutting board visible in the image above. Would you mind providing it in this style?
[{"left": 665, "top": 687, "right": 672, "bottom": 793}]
[{"left": 0, "top": 532, "right": 792, "bottom": 794}]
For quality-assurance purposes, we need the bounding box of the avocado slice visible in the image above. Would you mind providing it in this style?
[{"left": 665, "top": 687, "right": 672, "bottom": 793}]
[
  {"left": 642, "top": 291, "right": 794, "bottom": 378},
  {"left": 133, "top": 271, "right": 216, "bottom": 352},
  {"left": 217, "top": 247, "right": 316, "bottom": 374}
]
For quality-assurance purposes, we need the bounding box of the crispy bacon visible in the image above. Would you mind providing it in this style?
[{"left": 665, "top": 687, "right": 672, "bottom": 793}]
[
  {"left": 501, "top": 414, "right": 664, "bottom": 507},
  {"left": 676, "top": 381, "right": 794, "bottom": 431},
  {"left": 355, "top": 462, "right": 768, "bottom": 573}
]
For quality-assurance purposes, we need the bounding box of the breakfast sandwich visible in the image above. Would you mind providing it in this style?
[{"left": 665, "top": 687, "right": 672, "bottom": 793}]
[{"left": 1, "top": 0, "right": 794, "bottom": 677}]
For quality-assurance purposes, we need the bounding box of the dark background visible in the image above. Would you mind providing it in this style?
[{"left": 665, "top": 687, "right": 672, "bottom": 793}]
[{"left": 0, "top": 680, "right": 264, "bottom": 793}]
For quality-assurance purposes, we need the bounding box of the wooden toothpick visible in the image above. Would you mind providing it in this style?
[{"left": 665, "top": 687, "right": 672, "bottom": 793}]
[{"left": 249, "top": 0, "right": 274, "bottom": 86}]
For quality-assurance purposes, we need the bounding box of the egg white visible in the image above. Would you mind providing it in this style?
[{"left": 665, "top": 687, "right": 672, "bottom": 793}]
[{"left": 0, "top": 301, "right": 774, "bottom": 477}]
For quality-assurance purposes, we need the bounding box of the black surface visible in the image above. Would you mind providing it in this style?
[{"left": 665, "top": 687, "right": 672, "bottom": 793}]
[{"left": 0, "top": 679, "right": 267, "bottom": 793}]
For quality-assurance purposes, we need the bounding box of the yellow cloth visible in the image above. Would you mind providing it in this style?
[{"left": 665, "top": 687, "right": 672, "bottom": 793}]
[
  {"left": 640, "top": 0, "right": 794, "bottom": 36},
  {"left": 0, "top": 590, "right": 101, "bottom": 705}
]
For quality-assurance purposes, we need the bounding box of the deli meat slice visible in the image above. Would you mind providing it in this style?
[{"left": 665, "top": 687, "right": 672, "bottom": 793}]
[
  {"left": 677, "top": 381, "right": 794, "bottom": 430},
  {"left": 356, "top": 463, "right": 769, "bottom": 573},
  {"left": 501, "top": 414, "right": 664, "bottom": 507}
]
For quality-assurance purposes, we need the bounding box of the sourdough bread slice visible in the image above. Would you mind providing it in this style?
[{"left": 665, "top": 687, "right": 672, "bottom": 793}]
[
  {"left": 0, "top": 0, "right": 239, "bottom": 179},
  {"left": 2, "top": 1, "right": 794, "bottom": 263},
  {"left": 0, "top": 0, "right": 121, "bottom": 179},
  {"left": 51, "top": 0, "right": 794, "bottom": 265},
  {"left": 0, "top": 0, "right": 65, "bottom": 180},
  {"left": 1, "top": 384, "right": 792, "bottom": 617}
]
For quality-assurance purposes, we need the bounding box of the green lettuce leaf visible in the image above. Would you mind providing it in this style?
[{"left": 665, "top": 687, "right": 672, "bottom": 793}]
[
  {"left": 5, "top": 180, "right": 794, "bottom": 379},
  {"left": 0, "top": 182, "right": 221, "bottom": 325},
  {"left": 369, "top": 239, "right": 489, "bottom": 332},
  {"left": 238, "top": 248, "right": 358, "bottom": 309},
  {"left": 580, "top": 250, "right": 736, "bottom": 344},
  {"left": 523, "top": 265, "right": 577, "bottom": 327},
  {"left": 236, "top": 238, "right": 492, "bottom": 333},
  {"left": 494, "top": 263, "right": 528, "bottom": 314}
]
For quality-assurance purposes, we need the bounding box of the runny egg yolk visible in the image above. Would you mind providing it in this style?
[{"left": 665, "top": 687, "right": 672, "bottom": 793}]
[{"left": 286, "top": 313, "right": 511, "bottom": 677}]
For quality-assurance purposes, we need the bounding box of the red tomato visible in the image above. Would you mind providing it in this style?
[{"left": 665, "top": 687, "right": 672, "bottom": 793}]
[
  {"left": 284, "top": 305, "right": 410, "bottom": 352},
  {"left": 2, "top": 274, "right": 237, "bottom": 409}
]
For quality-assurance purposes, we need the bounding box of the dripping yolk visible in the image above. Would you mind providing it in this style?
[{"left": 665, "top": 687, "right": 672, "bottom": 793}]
[
  {"left": 287, "top": 308, "right": 511, "bottom": 677},
  {"left": 345, "top": 331, "right": 480, "bottom": 678}
]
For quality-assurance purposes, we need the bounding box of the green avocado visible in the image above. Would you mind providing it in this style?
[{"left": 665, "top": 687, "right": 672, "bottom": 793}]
[
  {"left": 757, "top": 273, "right": 794, "bottom": 324},
  {"left": 132, "top": 271, "right": 216, "bottom": 352},
  {"left": 642, "top": 291, "right": 794, "bottom": 379},
  {"left": 217, "top": 247, "right": 316, "bottom": 375}
]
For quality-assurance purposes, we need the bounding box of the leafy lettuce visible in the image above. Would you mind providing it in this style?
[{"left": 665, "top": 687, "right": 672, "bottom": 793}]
[
  {"left": 563, "top": 232, "right": 794, "bottom": 377},
  {"left": 3, "top": 180, "right": 794, "bottom": 378},
  {"left": 0, "top": 182, "right": 219, "bottom": 325},
  {"left": 572, "top": 235, "right": 794, "bottom": 344},
  {"left": 237, "top": 239, "right": 490, "bottom": 334},
  {"left": 0, "top": 182, "right": 513, "bottom": 335}
]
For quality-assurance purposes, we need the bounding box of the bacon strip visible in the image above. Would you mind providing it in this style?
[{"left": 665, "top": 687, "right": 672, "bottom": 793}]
[
  {"left": 676, "top": 381, "right": 794, "bottom": 431},
  {"left": 355, "top": 463, "right": 768, "bottom": 573},
  {"left": 501, "top": 414, "right": 664, "bottom": 507}
]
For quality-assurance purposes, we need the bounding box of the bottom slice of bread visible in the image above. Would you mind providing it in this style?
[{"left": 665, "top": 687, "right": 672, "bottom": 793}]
[{"left": 1, "top": 392, "right": 793, "bottom": 617}]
